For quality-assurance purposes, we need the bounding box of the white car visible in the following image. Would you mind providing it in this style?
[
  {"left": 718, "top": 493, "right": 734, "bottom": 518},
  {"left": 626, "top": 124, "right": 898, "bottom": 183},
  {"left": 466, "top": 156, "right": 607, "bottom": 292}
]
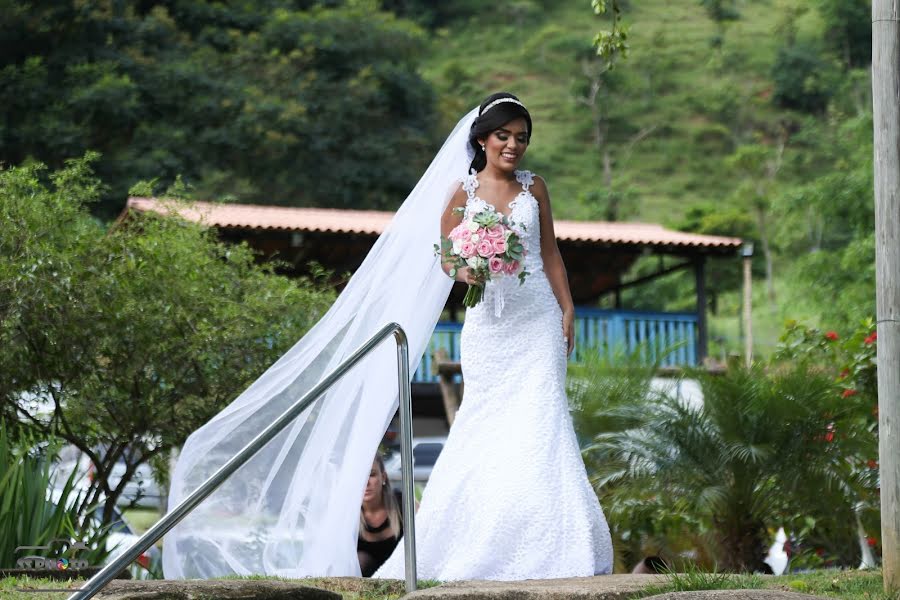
[
  {"left": 52, "top": 445, "right": 163, "bottom": 508},
  {"left": 383, "top": 436, "right": 446, "bottom": 488}
]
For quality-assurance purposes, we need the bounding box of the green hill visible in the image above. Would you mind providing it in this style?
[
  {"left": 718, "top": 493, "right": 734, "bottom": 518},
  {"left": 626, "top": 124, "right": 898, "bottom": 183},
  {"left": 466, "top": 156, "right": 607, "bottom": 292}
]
[
  {"left": 416, "top": 0, "right": 874, "bottom": 356},
  {"left": 420, "top": 1, "right": 825, "bottom": 222}
]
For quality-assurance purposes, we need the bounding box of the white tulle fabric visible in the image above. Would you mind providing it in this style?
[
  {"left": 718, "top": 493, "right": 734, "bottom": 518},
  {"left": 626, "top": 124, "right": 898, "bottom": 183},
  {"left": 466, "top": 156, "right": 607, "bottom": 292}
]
[
  {"left": 374, "top": 170, "right": 614, "bottom": 581},
  {"left": 162, "top": 108, "right": 479, "bottom": 579}
]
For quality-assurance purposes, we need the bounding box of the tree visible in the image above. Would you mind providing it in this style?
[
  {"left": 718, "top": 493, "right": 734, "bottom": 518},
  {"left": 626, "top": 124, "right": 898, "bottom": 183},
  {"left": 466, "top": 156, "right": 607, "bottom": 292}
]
[
  {"left": 726, "top": 137, "right": 789, "bottom": 309},
  {"left": 0, "top": 155, "right": 334, "bottom": 525},
  {"left": 817, "top": 0, "right": 872, "bottom": 69},
  {"left": 698, "top": 0, "right": 740, "bottom": 50},
  {"left": 0, "top": 0, "right": 437, "bottom": 217},
  {"left": 574, "top": 50, "right": 648, "bottom": 222}
]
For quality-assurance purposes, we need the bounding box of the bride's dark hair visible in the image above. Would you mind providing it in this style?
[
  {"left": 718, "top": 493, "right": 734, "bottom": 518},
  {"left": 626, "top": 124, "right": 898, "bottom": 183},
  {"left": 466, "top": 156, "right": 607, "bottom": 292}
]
[{"left": 468, "top": 92, "right": 532, "bottom": 173}]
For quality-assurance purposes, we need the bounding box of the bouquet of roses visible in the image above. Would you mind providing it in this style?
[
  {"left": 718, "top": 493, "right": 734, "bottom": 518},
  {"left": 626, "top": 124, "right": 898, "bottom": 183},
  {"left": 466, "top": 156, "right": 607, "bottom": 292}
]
[{"left": 435, "top": 206, "right": 528, "bottom": 307}]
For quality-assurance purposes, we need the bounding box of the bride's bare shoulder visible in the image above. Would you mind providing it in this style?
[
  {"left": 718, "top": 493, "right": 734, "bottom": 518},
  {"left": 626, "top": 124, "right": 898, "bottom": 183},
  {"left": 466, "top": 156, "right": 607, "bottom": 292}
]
[
  {"left": 530, "top": 174, "right": 551, "bottom": 204},
  {"left": 447, "top": 183, "right": 468, "bottom": 208}
]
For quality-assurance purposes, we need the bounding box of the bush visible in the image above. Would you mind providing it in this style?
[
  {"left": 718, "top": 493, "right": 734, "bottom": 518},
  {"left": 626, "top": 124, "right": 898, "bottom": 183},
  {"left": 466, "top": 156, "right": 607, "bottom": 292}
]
[
  {"left": 580, "top": 358, "right": 869, "bottom": 572},
  {"left": 0, "top": 155, "right": 335, "bottom": 528},
  {"left": 771, "top": 43, "right": 835, "bottom": 113}
]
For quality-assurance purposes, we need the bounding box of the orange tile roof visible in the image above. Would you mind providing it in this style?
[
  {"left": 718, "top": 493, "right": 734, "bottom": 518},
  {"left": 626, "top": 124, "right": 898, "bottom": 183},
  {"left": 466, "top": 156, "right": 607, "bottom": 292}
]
[{"left": 125, "top": 198, "right": 743, "bottom": 252}]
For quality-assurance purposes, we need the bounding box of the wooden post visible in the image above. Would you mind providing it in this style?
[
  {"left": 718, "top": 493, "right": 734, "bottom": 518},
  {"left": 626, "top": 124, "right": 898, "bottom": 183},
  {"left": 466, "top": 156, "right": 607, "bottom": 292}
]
[
  {"left": 742, "top": 243, "right": 754, "bottom": 367},
  {"left": 873, "top": 0, "right": 900, "bottom": 591},
  {"left": 694, "top": 257, "right": 708, "bottom": 363}
]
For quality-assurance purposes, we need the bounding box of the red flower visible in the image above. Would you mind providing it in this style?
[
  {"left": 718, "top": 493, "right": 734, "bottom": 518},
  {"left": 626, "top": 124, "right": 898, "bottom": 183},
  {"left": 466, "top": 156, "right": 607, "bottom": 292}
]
[
  {"left": 867, "top": 537, "right": 878, "bottom": 547},
  {"left": 841, "top": 388, "right": 857, "bottom": 398},
  {"left": 815, "top": 548, "right": 825, "bottom": 557},
  {"left": 824, "top": 431, "right": 835, "bottom": 442},
  {"left": 868, "top": 459, "right": 878, "bottom": 469},
  {"left": 865, "top": 331, "right": 877, "bottom": 345},
  {"left": 825, "top": 331, "right": 839, "bottom": 341},
  {"left": 838, "top": 368, "right": 850, "bottom": 380}
]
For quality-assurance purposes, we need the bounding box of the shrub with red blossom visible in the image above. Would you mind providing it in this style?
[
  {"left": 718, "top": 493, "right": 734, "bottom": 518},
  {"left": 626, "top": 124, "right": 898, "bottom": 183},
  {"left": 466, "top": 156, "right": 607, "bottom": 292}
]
[{"left": 775, "top": 318, "right": 880, "bottom": 563}]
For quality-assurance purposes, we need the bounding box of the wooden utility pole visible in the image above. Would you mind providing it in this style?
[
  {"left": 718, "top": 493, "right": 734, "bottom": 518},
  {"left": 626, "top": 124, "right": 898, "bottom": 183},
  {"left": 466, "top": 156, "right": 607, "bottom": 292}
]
[
  {"left": 742, "top": 243, "right": 754, "bottom": 367},
  {"left": 873, "top": 0, "right": 900, "bottom": 592}
]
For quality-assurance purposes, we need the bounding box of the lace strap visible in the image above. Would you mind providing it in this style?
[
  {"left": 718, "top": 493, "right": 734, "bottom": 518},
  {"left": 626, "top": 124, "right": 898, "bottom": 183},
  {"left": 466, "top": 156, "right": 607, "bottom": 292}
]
[
  {"left": 516, "top": 170, "right": 535, "bottom": 192},
  {"left": 461, "top": 170, "right": 479, "bottom": 200}
]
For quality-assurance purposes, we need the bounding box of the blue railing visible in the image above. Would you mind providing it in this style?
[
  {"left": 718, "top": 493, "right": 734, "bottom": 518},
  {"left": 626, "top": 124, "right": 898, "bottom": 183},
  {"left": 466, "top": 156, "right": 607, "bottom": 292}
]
[{"left": 412, "top": 308, "right": 699, "bottom": 383}]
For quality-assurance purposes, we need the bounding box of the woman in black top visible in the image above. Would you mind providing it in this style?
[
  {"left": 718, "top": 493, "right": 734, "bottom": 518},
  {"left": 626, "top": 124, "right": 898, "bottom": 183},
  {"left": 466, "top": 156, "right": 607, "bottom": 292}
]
[{"left": 358, "top": 454, "right": 403, "bottom": 577}]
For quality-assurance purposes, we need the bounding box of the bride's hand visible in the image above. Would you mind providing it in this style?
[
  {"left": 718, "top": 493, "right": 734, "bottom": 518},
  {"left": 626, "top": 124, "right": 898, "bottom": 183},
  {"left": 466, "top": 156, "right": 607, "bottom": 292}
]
[
  {"left": 458, "top": 267, "right": 483, "bottom": 286},
  {"left": 562, "top": 310, "right": 575, "bottom": 356}
]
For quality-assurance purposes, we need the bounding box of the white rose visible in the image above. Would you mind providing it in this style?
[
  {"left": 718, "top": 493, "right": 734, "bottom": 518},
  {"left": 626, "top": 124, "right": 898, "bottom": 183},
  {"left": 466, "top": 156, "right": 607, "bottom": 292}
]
[
  {"left": 452, "top": 239, "right": 462, "bottom": 254},
  {"left": 466, "top": 220, "right": 479, "bottom": 232},
  {"left": 467, "top": 256, "right": 485, "bottom": 270},
  {"left": 471, "top": 233, "right": 480, "bottom": 243}
]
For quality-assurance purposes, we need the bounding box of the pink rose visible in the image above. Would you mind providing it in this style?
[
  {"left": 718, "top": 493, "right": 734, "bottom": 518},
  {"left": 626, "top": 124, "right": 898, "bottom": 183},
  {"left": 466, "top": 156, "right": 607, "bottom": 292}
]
[
  {"left": 491, "top": 237, "right": 507, "bottom": 255},
  {"left": 448, "top": 223, "right": 467, "bottom": 241},
  {"left": 488, "top": 257, "right": 504, "bottom": 274},
  {"left": 504, "top": 260, "right": 520, "bottom": 275},
  {"left": 477, "top": 239, "right": 495, "bottom": 258},
  {"left": 459, "top": 241, "right": 477, "bottom": 258},
  {"left": 486, "top": 225, "right": 504, "bottom": 240}
]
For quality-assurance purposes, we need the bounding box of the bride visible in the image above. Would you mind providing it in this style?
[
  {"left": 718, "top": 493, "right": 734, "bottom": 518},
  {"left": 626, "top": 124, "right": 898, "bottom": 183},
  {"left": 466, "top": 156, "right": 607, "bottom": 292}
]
[
  {"left": 374, "top": 92, "right": 612, "bottom": 580},
  {"left": 163, "top": 92, "right": 612, "bottom": 581}
]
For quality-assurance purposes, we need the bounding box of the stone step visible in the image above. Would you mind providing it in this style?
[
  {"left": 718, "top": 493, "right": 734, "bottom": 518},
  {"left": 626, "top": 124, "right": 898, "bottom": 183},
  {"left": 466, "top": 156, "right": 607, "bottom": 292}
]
[{"left": 401, "top": 574, "right": 666, "bottom": 600}]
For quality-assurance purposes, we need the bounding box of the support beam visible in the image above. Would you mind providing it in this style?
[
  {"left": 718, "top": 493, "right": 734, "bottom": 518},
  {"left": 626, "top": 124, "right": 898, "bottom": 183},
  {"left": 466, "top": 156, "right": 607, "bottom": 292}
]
[
  {"left": 873, "top": 0, "right": 900, "bottom": 592},
  {"left": 601, "top": 260, "right": 694, "bottom": 295},
  {"left": 742, "top": 243, "right": 754, "bottom": 367},
  {"left": 694, "top": 257, "right": 708, "bottom": 363}
]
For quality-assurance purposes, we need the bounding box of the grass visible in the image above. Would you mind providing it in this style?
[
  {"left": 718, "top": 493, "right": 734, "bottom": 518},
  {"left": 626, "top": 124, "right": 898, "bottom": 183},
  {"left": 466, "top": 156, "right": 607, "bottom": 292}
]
[
  {"left": 641, "top": 569, "right": 765, "bottom": 596},
  {"left": 633, "top": 569, "right": 898, "bottom": 600},
  {"left": 122, "top": 508, "right": 160, "bottom": 535},
  {"left": 0, "top": 575, "right": 80, "bottom": 600},
  {"left": 767, "top": 570, "right": 900, "bottom": 600}
]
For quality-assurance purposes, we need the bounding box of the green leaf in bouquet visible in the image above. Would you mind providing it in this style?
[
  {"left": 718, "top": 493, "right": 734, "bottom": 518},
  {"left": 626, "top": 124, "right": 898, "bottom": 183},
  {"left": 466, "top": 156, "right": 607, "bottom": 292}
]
[
  {"left": 449, "top": 268, "right": 457, "bottom": 278},
  {"left": 452, "top": 206, "right": 466, "bottom": 214}
]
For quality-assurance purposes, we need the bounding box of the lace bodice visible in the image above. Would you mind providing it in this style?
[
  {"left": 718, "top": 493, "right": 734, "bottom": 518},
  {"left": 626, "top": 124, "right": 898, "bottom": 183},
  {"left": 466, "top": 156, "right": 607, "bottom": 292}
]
[{"left": 461, "top": 170, "right": 543, "bottom": 274}]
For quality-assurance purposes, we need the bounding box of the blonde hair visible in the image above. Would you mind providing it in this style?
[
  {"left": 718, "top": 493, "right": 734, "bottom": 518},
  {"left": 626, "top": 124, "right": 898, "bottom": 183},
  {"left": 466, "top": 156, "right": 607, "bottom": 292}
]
[{"left": 360, "top": 454, "right": 402, "bottom": 539}]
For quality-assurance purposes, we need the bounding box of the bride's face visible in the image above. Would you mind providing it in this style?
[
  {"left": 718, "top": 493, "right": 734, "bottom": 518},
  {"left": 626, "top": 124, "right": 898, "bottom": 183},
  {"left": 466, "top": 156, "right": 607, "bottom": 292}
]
[{"left": 480, "top": 117, "right": 529, "bottom": 174}]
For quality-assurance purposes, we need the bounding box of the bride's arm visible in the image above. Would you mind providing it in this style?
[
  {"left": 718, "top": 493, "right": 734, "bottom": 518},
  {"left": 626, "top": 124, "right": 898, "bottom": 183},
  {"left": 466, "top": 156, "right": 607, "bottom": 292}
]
[
  {"left": 533, "top": 176, "right": 576, "bottom": 356},
  {"left": 440, "top": 186, "right": 480, "bottom": 285}
]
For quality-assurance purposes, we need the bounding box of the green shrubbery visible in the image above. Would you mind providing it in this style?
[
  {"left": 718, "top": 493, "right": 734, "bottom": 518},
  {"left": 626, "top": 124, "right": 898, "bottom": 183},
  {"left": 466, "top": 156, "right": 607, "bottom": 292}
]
[
  {"left": 0, "top": 155, "right": 334, "bottom": 529},
  {"left": 572, "top": 319, "right": 880, "bottom": 573}
]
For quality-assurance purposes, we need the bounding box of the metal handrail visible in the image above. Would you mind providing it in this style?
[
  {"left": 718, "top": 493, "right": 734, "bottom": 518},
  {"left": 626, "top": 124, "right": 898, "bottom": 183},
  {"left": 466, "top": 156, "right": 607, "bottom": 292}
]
[{"left": 68, "top": 322, "right": 419, "bottom": 599}]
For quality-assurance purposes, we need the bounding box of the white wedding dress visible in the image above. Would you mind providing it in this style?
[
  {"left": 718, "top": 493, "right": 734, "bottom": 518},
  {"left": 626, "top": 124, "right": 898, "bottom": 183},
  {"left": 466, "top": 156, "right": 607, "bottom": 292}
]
[{"left": 374, "top": 170, "right": 613, "bottom": 581}]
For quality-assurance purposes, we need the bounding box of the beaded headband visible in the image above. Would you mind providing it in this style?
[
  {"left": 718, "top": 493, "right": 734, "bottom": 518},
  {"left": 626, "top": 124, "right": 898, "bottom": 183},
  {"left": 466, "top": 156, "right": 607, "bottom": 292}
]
[{"left": 479, "top": 97, "right": 527, "bottom": 116}]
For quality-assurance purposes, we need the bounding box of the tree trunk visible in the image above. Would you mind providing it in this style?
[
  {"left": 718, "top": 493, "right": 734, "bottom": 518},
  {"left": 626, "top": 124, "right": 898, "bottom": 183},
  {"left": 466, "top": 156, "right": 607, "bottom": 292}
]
[
  {"left": 755, "top": 206, "right": 777, "bottom": 308},
  {"left": 603, "top": 149, "right": 616, "bottom": 220}
]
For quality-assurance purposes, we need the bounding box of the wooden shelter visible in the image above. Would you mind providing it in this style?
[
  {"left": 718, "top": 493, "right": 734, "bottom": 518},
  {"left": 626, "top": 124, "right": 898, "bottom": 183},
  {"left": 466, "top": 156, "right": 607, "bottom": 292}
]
[{"left": 122, "top": 198, "right": 743, "bottom": 429}]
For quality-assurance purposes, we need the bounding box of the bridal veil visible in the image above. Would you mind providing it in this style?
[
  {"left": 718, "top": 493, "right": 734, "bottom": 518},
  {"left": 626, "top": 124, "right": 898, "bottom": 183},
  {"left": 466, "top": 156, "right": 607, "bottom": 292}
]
[{"left": 162, "top": 108, "right": 478, "bottom": 578}]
